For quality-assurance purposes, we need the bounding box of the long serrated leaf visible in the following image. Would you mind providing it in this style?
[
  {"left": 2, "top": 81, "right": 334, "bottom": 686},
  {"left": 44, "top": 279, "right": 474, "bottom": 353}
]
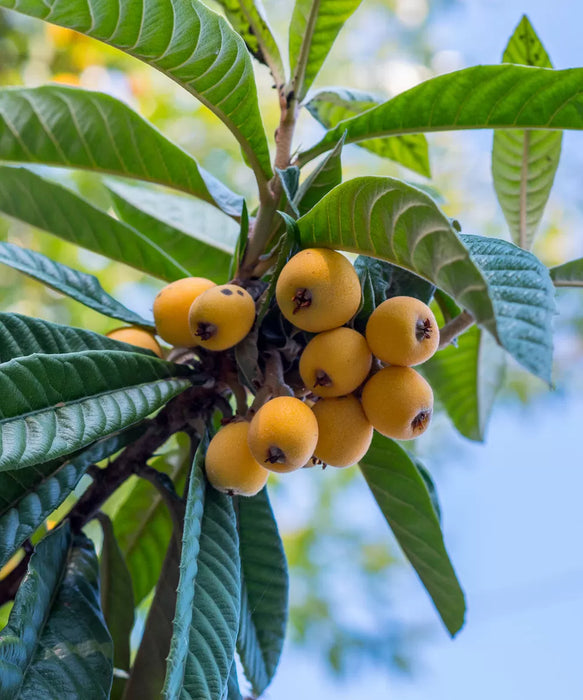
[
  {"left": 492, "top": 16, "right": 561, "bottom": 249},
  {"left": 0, "top": 242, "right": 155, "bottom": 327},
  {"left": 107, "top": 180, "right": 237, "bottom": 283},
  {"left": 461, "top": 234, "right": 555, "bottom": 383},
  {"left": 125, "top": 539, "right": 180, "bottom": 700},
  {"left": 0, "top": 350, "right": 192, "bottom": 471},
  {"left": 0, "top": 524, "right": 113, "bottom": 698},
  {"left": 0, "top": 0, "right": 272, "bottom": 183},
  {"left": 0, "top": 166, "right": 189, "bottom": 281},
  {"left": 294, "top": 133, "right": 344, "bottom": 216},
  {"left": 0, "top": 86, "right": 243, "bottom": 216},
  {"left": 299, "top": 64, "right": 583, "bottom": 164},
  {"left": 0, "top": 312, "right": 158, "bottom": 363},
  {"left": 114, "top": 437, "right": 192, "bottom": 605},
  {"left": 549, "top": 258, "right": 583, "bottom": 287},
  {"left": 237, "top": 487, "right": 288, "bottom": 696},
  {"left": 289, "top": 0, "right": 363, "bottom": 100},
  {"left": 297, "top": 177, "right": 555, "bottom": 382},
  {"left": 306, "top": 88, "right": 430, "bottom": 176},
  {"left": 164, "top": 442, "right": 240, "bottom": 700},
  {"left": 0, "top": 425, "right": 145, "bottom": 570},
  {"left": 422, "top": 325, "right": 506, "bottom": 441},
  {"left": 359, "top": 434, "right": 465, "bottom": 636},
  {"left": 214, "top": 0, "right": 285, "bottom": 84},
  {"left": 99, "top": 514, "right": 134, "bottom": 700}
]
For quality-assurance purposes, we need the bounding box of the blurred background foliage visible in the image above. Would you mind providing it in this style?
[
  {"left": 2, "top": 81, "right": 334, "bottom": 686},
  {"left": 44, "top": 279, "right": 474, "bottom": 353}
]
[{"left": 1, "top": 0, "right": 583, "bottom": 682}]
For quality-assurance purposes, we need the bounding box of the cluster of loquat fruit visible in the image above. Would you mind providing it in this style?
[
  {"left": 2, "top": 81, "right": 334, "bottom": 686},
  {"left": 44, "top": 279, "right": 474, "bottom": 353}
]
[{"left": 104, "top": 248, "right": 440, "bottom": 498}]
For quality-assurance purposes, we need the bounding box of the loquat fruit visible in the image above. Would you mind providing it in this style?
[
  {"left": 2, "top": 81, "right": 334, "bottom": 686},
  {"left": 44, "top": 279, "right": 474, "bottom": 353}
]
[
  {"left": 361, "top": 366, "right": 433, "bottom": 440},
  {"left": 365, "top": 296, "right": 439, "bottom": 366},
  {"left": 205, "top": 421, "right": 269, "bottom": 497},
  {"left": 299, "top": 327, "right": 372, "bottom": 397},
  {"left": 188, "top": 284, "right": 255, "bottom": 351},
  {"left": 153, "top": 277, "right": 215, "bottom": 347},
  {"left": 106, "top": 326, "right": 163, "bottom": 358},
  {"left": 275, "top": 248, "right": 361, "bottom": 332},
  {"left": 311, "top": 396, "right": 373, "bottom": 467},
  {"left": 247, "top": 396, "right": 318, "bottom": 473}
]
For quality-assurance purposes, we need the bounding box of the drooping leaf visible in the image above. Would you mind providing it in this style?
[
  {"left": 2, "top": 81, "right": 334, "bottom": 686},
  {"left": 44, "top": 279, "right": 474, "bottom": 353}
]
[
  {"left": 461, "top": 234, "right": 555, "bottom": 383},
  {"left": 298, "top": 64, "right": 583, "bottom": 164},
  {"left": 414, "top": 460, "right": 442, "bottom": 522},
  {"left": 359, "top": 434, "right": 465, "bottom": 636},
  {"left": 0, "top": 0, "right": 273, "bottom": 182},
  {"left": 0, "top": 524, "right": 113, "bottom": 698},
  {"left": 98, "top": 514, "right": 134, "bottom": 700},
  {"left": 237, "top": 487, "right": 288, "bottom": 696},
  {"left": 276, "top": 166, "right": 301, "bottom": 217},
  {"left": 214, "top": 0, "right": 285, "bottom": 83},
  {"left": 289, "top": 0, "right": 363, "bottom": 100},
  {"left": 305, "top": 88, "right": 430, "bottom": 176},
  {"left": 0, "top": 166, "right": 189, "bottom": 281},
  {"left": 294, "top": 133, "right": 344, "bottom": 216},
  {"left": 0, "top": 312, "right": 159, "bottom": 364},
  {"left": 114, "top": 435, "right": 192, "bottom": 605},
  {"left": 492, "top": 16, "right": 561, "bottom": 249},
  {"left": 0, "top": 350, "right": 192, "bottom": 471},
  {"left": 0, "top": 86, "right": 243, "bottom": 216},
  {"left": 549, "top": 258, "right": 583, "bottom": 287},
  {"left": 422, "top": 325, "right": 506, "bottom": 441},
  {"left": 0, "top": 243, "right": 155, "bottom": 327},
  {"left": 0, "top": 425, "right": 145, "bottom": 570},
  {"left": 107, "top": 180, "right": 238, "bottom": 283},
  {"left": 297, "top": 177, "right": 555, "bottom": 382},
  {"left": 353, "top": 255, "right": 435, "bottom": 333},
  {"left": 164, "top": 439, "right": 240, "bottom": 700},
  {"left": 125, "top": 538, "right": 180, "bottom": 700}
]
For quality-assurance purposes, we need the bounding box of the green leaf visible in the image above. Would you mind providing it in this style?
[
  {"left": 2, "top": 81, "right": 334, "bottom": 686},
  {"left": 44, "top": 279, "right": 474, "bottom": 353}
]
[
  {"left": 237, "top": 487, "right": 288, "bottom": 696},
  {"left": 461, "top": 234, "right": 555, "bottom": 383},
  {"left": 353, "top": 255, "right": 435, "bottom": 333},
  {"left": 492, "top": 16, "right": 561, "bottom": 249},
  {"left": 226, "top": 661, "right": 242, "bottom": 700},
  {"left": 0, "top": 243, "right": 155, "bottom": 327},
  {"left": 549, "top": 258, "right": 583, "bottom": 287},
  {"left": 0, "top": 86, "right": 243, "bottom": 216},
  {"left": 289, "top": 0, "right": 363, "bottom": 100},
  {"left": 422, "top": 325, "right": 506, "bottom": 441},
  {"left": 0, "top": 425, "right": 145, "bottom": 570},
  {"left": 0, "top": 524, "right": 113, "bottom": 698},
  {"left": 124, "top": 538, "right": 180, "bottom": 700},
  {"left": 107, "top": 180, "right": 237, "bottom": 284},
  {"left": 359, "top": 434, "right": 465, "bottom": 636},
  {"left": 164, "top": 440, "right": 240, "bottom": 700},
  {"left": 305, "top": 88, "right": 430, "bottom": 176},
  {"left": 114, "top": 436, "right": 192, "bottom": 605},
  {"left": 294, "top": 133, "right": 344, "bottom": 216},
  {"left": 98, "top": 514, "right": 134, "bottom": 700},
  {"left": 299, "top": 64, "right": 583, "bottom": 164},
  {"left": 229, "top": 201, "right": 249, "bottom": 281},
  {"left": 214, "top": 0, "right": 285, "bottom": 84},
  {"left": 0, "top": 312, "right": 159, "bottom": 364},
  {"left": 0, "top": 166, "right": 189, "bottom": 281},
  {"left": 296, "top": 177, "right": 555, "bottom": 382},
  {"left": 0, "top": 350, "right": 192, "bottom": 471},
  {"left": 0, "top": 0, "right": 272, "bottom": 183},
  {"left": 276, "top": 166, "right": 301, "bottom": 217}
]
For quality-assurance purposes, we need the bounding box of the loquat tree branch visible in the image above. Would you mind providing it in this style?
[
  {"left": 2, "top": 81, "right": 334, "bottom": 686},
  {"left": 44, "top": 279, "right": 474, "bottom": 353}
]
[{"left": 438, "top": 310, "right": 475, "bottom": 349}]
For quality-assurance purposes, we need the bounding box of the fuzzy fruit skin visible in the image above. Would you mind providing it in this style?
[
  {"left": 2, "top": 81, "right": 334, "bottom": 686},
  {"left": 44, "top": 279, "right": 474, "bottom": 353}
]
[
  {"left": 361, "top": 366, "right": 433, "bottom": 440},
  {"left": 153, "top": 277, "right": 215, "bottom": 347},
  {"left": 312, "top": 396, "right": 373, "bottom": 467},
  {"left": 275, "top": 248, "right": 361, "bottom": 332},
  {"left": 205, "top": 422, "right": 269, "bottom": 497},
  {"left": 299, "top": 327, "right": 372, "bottom": 398},
  {"left": 248, "top": 396, "right": 319, "bottom": 473},
  {"left": 106, "top": 327, "right": 163, "bottom": 357},
  {"left": 365, "top": 296, "right": 439, "bottom": 366},
  {"left": 188, "top": 284, "right": 256, "bottom": 351}
]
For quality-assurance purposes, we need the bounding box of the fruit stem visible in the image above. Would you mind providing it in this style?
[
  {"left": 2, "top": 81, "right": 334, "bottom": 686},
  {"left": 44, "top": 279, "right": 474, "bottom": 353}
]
[{"left": 438, "top": 310, "right": 475, "bottom": 349}]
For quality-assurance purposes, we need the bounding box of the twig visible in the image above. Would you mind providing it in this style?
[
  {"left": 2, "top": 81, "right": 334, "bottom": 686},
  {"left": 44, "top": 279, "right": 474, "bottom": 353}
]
[{"left": 438, "top": 310, "right": 475, "bottom": 349}]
